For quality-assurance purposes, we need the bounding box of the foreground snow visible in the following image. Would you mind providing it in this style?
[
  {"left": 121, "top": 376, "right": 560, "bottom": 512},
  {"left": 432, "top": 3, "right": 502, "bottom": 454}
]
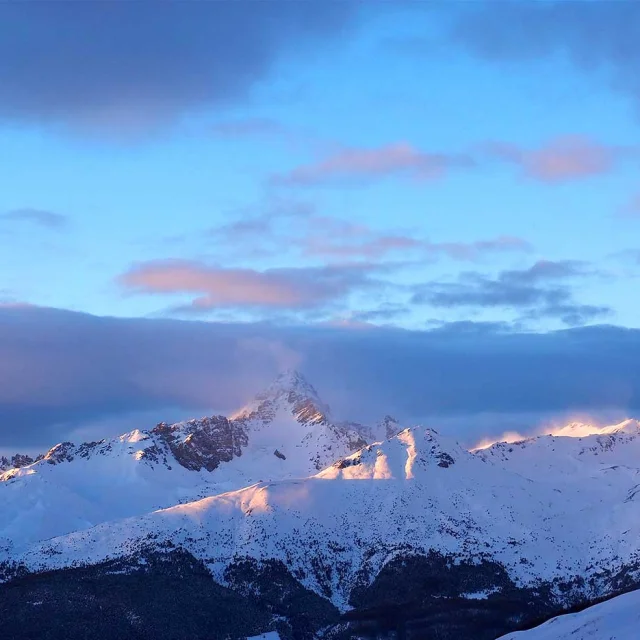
[{"left": 498, "top": 589, "right": 640, "bottom": 639}]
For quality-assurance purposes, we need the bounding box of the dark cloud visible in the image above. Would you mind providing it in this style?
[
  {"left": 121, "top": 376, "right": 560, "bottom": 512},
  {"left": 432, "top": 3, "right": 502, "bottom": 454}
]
[
  {"left": 1, "top": 306, "right": 639, "bottom": 450},
  {"left": 452, "top": 1, "right": 640, "bottom": 109},
  {"left": 0, "top": 208, "right": 69, "bottom": 230},
  {"left": 412, "top": 260, "right": 610, "bottom": 326},
  {"left": 0, "top": 1, "right": 359, "bottom": 131}
]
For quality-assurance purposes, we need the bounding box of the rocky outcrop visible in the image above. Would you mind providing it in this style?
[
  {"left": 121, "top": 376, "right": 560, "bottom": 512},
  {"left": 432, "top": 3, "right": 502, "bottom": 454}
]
[
  {"left": 151, "top": 416, "right": 248, "bottom": 472},
  {"left": 0, "top": 453, "right": 39, "bottom": 472}
]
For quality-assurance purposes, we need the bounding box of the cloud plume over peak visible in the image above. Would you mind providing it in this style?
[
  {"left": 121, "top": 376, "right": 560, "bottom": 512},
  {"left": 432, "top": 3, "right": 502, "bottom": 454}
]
[{"left": 1, "top": 305, "right": 639, "bottom": 450}]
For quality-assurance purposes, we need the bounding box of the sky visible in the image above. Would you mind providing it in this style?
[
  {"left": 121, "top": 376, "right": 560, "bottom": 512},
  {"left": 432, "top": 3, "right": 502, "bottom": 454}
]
[{"left": 1, "top": 1, "right": 640, "bottom": 452}]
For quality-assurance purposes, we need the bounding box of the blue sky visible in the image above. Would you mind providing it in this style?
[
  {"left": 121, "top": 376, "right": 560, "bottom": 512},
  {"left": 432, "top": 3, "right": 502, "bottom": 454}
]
[{"left": 1, "top": 1, "right": 640, "bottom": 449}]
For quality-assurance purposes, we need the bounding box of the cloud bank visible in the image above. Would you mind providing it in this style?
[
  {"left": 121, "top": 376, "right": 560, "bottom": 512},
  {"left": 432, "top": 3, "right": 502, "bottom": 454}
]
[{"left": 1, "top": 306, "right": 639, "bottom": 450}]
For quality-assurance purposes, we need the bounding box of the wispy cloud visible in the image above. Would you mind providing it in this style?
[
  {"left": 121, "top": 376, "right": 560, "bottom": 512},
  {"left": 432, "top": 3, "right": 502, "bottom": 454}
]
[
  {"left": 207, "top": 198, "right": 315, "bottom": 245},
  {"left": 271, "top": 142, "right": 474, "bottom": 187},
  {"left": 204, "top": 198, "right": 530, "bottom": 264},
  {"left": 483, "top": 136, "right": 635, "bottom": 183},
  {"left": 304, "top": 231, "right": 531, "bottom": 261},
  {"left": 271, "top": 136, "right": 632, "bottom": 189},
  {"left": 412, "top": 260, "right": 609, "bottom": 326},
  {"left": 0, "top": 208, "right": 69, "bottom": 231},
  {"left": 118, "top": 259, "right": 382, "bottom": 312}
]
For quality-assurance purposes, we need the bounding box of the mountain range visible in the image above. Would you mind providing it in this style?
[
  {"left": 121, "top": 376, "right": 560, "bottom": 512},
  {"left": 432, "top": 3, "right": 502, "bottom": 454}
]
[{"left": 1, "top": 370, "right": 639, "bottom": 639}]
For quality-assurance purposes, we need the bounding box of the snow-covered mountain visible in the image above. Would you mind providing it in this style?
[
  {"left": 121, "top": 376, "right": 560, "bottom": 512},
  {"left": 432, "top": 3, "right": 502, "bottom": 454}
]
[
  {"left": 498, "top": 589, "right": 640, "bottom": 639},
  {"left": 0, "top": 370, "right": 377, "bottom": 552},
  {"left": 2, "top": 376, "right": 640, "bottom": 639},
  {"left": 13, "top": 424, "right": 640, "bottom": 595}
]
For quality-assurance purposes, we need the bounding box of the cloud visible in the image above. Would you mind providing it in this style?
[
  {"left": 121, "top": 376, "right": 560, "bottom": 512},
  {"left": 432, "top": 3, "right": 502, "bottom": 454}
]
[
  {"left": 619, "top": 193, "right": 640, "bottom": 218},
  {"left": 451, "top": 2, "right": 640, "bottom": 110},
  {"left": 483, "top": 137, "right": 633, "bottom": 183},
  {"left": 0, "top": 2, "right": 360, "bottom": 132},
  {"left": 271, "top": 142, "right": 474, "bottom": 186},
  {"left": 305, "top": 232, "right": 531, "bottom": 261},
  {"left": 412, "top": 260, "right": 610, "bottom": 326},
  {"left": 210, "top": 118, "right": 286, "bottom": 138},
  {"left": 1, "top": 305, "right": 640, "bottom": 450},
  {"left": 204, "top": 198, "right": 530, "bottom": 263},
  {"left": 0, "top": 208, "right": 69, "bottom": 230},
  {"left": 208, "top": 198, "right": 315, "bottom": 246},
  {"left": 118, "top": 259, "right": 381, "bottom": 312},
  {"left": 271, "top": 136, "right": 633, "bottom": 188}
]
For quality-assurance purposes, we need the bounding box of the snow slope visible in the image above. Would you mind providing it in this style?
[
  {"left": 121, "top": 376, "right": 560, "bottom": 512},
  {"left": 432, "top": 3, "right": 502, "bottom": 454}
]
[
  {"left": 498, "top": 589, "right": 640, "bottom": 639},
  {"left": 12, "top": 425, "right": 640, "bottom": 612}
]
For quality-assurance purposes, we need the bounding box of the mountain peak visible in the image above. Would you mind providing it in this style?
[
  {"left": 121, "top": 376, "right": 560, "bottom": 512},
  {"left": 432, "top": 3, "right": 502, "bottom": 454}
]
[
  {"left": 232, "top": 369, "right": 331, "bottom": 426},
  {"left": 270, "top": 369, "right": 318, "bottom": 397}
]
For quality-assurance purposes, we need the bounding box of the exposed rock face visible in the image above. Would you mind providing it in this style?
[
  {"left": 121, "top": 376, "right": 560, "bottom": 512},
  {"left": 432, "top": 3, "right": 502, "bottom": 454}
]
[
  {"left": 233, "top": 369, "right": 332, "bottom": 427},
  {"left": 151, "top": 417, "right": 249, "bottom": 472},
  {"left": 0, "top": 453, "right": 38, "bottom": 472},
  {"left": 44, "top": 442, "right": 76, "bottom": 465}
]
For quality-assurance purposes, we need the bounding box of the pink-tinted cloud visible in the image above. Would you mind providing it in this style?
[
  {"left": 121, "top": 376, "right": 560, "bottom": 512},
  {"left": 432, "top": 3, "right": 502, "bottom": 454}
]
[
  {"left": 202, "top": 198, "right": 530, "bottom": 264},
  {"left": 305, "top": 233, "right": 531, "bottom": 261},
  {"left": 486, "top": 136, "right": 634, "bottom": 183},
  {"left": 271, "top": 142, "right": 474, "bottom": 186},
  {"left": 118, "top": 259, "right": 378, "bottom": 311}
]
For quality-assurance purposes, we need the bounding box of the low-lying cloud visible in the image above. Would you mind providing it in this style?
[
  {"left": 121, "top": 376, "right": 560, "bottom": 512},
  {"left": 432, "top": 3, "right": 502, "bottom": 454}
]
[{"left": 1, "top": 306, "right": 639, "bottom": 451}]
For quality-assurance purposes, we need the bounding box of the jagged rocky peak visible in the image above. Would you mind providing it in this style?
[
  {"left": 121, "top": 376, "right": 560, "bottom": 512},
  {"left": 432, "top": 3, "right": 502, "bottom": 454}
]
[
  {"left": 150, "top": 415, "right": 248, "bottom": 472},
  {"left": 43, "top": 442, "right": 76, "bottom": 465},
  {"left": 0, "top": 453, "right": 38, "bottom": 472},
  {"left": 233, "top": 369, "right": 332, "bottom": 427}
]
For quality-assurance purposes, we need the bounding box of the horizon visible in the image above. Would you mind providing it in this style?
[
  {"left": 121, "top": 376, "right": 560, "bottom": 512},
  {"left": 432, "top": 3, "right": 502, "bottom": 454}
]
[{"left": 0, "top": 363, "right": 635, "bottom": 459}]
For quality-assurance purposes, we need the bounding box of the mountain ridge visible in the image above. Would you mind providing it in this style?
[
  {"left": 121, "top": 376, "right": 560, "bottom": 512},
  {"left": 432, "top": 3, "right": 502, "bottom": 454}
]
[{"left": 3, "top": 373, "right": 640, "bottom": 639}]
